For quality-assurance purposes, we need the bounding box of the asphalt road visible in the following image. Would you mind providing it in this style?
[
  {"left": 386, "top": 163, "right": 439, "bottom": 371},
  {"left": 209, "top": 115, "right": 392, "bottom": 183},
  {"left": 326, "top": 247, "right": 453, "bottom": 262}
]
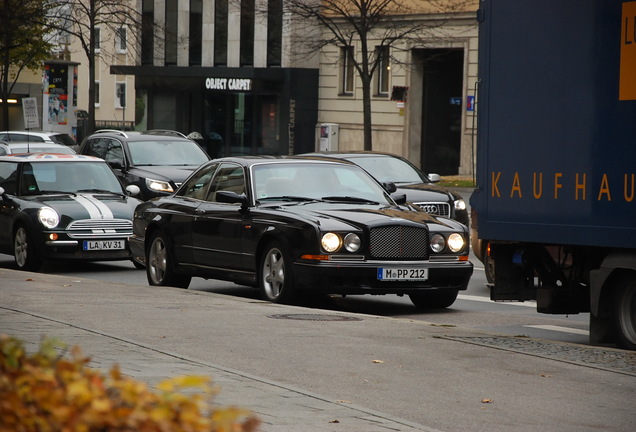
[{"left": 0, "top": 249, "right": 592, "bottom": 348}]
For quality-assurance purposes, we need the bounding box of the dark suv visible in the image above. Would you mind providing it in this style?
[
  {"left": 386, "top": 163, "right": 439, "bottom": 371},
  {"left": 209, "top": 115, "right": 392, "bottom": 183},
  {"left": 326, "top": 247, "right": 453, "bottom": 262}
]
[{"left": 79, "top": 130, "right": 210, "bottom": 200}]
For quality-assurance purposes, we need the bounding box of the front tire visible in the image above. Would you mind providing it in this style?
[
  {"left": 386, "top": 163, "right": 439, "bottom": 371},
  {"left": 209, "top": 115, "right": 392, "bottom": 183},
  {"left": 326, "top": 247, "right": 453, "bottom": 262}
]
[
  {"left": 409, "top": 290, "right": 459, "bottom": 309},
  {"left": 146, "top": 231, "right": 191, "bottom": 288},
  {"left": 14, "top": 225, "right": 43, "bottom": 272},
  {"left": 613, "top": 277, "right": 636, "bottom": 350},
  {"left": 259, "top": 241, "right": 297, "bottom": 304}
]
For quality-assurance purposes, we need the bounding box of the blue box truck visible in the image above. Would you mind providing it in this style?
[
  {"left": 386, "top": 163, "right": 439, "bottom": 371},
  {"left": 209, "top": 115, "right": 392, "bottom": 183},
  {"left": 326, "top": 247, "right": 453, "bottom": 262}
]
[{"left": 471, "top": 0, "right": 636, "bottom": 349}]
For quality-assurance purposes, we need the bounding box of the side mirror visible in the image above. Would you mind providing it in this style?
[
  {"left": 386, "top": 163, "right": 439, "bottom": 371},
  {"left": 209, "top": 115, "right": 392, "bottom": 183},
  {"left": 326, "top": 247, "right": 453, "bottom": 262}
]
[
  {"left": 0, "top": 186, "right": 5, "bottom": 196},
  {"left": 108, "top": 160, "right": 124, "bottom": 170},
  {"left": 382, "top": 181, "right": 397, "bottom": 193},
  {"left": 427, "top": 173, "right": 441, "bottom": 183},
  {"left": 126, "top": 184, "right": 141, "bottom": 196},
  {"left": 392, "top": 193, "right": 407, "bottom": 205},
  {"left": 216, "top": 190, "right": 249, "bottom": 207}
]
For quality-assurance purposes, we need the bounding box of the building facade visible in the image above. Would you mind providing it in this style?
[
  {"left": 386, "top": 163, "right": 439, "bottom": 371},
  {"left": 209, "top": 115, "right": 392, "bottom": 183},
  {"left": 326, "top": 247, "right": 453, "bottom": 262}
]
[
  {"left": 112, "top": 0, "right": 320, "bottom": 157},
  {"left": 317, "top": 2, "right": 479, "bottom": 176}
]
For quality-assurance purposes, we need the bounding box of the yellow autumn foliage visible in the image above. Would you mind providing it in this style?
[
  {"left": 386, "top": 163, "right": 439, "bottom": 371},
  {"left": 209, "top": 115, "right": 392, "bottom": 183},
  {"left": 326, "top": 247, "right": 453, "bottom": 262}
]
[{"left": 0, "top": 335, "right": 260, "bottom": 432}]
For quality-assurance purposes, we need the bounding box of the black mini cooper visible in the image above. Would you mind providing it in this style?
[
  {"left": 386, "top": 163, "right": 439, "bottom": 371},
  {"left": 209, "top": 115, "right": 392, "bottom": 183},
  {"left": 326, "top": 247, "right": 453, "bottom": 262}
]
[{"left": 0, "top": 153, "right": 143, "bottom": 271}]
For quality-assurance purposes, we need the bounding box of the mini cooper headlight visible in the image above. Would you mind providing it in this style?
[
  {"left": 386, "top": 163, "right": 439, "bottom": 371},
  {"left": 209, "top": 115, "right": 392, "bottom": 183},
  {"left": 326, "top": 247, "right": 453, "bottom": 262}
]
[
  {"left": 146, "top": 178, "right": 174, "bottom": 193},
  {"left": 344, "top": 233, "right": 361, "bottom": 252},
  {"left": 38, "top": 207, "right": 59, "bottom": 229},
  {"left": 430, "top": 233, "right": 446, "bottom": 253},
  {"left": 321, "top": 232, "right": 342, "bottom": 253},
  {"left": 447, "top": 233, "right": 465, "bottom": 252}
]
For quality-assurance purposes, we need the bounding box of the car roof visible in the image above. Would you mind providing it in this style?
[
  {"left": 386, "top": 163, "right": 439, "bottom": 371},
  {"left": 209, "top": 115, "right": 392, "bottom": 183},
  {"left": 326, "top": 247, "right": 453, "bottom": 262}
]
[
  {"left": 0, "top": 142, "right": 76, "bottom": 154},
  {"left": 0, "top": 153, "right": 102, "bottom": 163},
  {"left": 300, "top": 151, "right": 401, "bottom": 159},
  {"left": 85, "top": 130, "right": 193, "bottom": 142},
  {"left": 203, "top": 155, "right": 357, "bottom": 169}
]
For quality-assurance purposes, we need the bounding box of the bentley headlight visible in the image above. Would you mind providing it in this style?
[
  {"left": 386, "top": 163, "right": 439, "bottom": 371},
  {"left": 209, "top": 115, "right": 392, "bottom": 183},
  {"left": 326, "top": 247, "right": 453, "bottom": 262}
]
[
  {"left": 38, "top": 207, "right": 59, "bottom": 229},
  {"left": 430, "top": 233, "right": 445, "bottom": 253},
  {"left": 447, "top": 233, "right": 465, "bottom": 252},
  {"left": 321, "top": 232, "right": 342, "bottom": 253},
  {"left": 344, "top": 233, "right": 361, "bottom": 252},
  {"left": 146, "top": 178, "right": 174, "bottom": 193},
  {"left": 454, "top": 199, "right": 466, "bottom": 211}
]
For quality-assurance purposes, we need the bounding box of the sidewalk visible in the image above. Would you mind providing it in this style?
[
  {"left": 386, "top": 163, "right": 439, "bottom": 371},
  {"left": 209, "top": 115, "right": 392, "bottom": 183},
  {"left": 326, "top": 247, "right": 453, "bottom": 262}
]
[
  {"left": 1, "top": 305, "right": 435, "bottom": 432},
  {"left": 1, "top": 268, "right": 634, "bottom": 432}
]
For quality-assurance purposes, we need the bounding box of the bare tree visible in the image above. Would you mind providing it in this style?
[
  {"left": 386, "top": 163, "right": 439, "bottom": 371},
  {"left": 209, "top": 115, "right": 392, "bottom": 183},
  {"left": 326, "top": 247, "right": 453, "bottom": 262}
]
[
  {"left": 45, "top": 0, "right": 145, "bottom": 135},
  {"left": 274, "top": 0, "right": 474, "bottom": 151},
  {"left": 0, "top": 0, "right": 54, "bottom": 130}
]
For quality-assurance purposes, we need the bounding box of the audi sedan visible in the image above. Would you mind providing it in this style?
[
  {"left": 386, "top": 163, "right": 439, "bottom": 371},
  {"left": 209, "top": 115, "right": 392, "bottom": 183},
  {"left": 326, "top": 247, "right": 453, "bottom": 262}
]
[
  {"left": 300, "top": 151, "right": 469, "bottom": 225},
  {"left": 0, "top": 153, "right": 143, "bottom": 271},
  {"left": 130, "top": 157, "right": 473, "bottom": 308}
]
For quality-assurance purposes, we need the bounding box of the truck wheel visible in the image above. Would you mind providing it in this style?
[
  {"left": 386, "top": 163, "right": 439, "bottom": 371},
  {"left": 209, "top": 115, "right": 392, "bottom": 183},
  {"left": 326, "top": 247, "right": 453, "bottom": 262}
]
[
  {"left": 14, "top": 225, "right": 43, "bottom": 272},
  {"left": 259, "top": 241, "right": 297, "bottom": 304},
  {"left": 483, "top": 244, "right": 495, "bottom": 284},
  {"left": 613, "top": 277, "right": 636, "bottom": 350},
  {"left": 146, "top": 231, "right": 191, "bottom": 289},
  {"left": 409, "top": 290, "right": 459, "bottom": 309}
]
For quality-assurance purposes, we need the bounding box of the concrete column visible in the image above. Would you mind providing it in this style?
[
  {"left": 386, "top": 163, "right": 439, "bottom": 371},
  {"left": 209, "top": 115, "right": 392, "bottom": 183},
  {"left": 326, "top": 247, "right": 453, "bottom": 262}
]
[{"left": 227, "top": 1, "right": 241, "bottom": 67}]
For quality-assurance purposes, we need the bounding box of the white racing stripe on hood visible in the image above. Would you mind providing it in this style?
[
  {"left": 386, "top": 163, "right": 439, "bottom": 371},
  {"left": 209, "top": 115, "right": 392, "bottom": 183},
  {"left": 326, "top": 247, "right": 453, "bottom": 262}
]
[{"left": 73, "top": 194, "right": 114, "bottom": 219}]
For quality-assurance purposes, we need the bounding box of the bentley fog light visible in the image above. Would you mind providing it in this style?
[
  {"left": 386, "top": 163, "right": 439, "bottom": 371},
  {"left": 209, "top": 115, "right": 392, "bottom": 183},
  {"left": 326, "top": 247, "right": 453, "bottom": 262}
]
[
  {"left": 38, "top": 207, "right": 59, "bottom": 229},
  {"left": 321, "top": 232, "right": 342, "bottom": 253},
  {"left": 430, "top": 233, "right": 445, "bottom": 253},
  {"left": 447, "top": 233, "right": 465, "bottom": 252},
  {"left": 146, "top": 178, "right": 174, "bottom": 193},
  {"left": 454, "top": 199, "right": 466, "bottom": 211},
  {"left": 344, "top": 233, "right": 361, "bottom": 252}
]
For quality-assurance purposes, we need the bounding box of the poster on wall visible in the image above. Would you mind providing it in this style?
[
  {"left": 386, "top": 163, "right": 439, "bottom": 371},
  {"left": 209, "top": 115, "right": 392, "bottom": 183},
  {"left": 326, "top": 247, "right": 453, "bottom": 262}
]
[{"left": 43, "top": 64, "right": 69, "bottom": 125}]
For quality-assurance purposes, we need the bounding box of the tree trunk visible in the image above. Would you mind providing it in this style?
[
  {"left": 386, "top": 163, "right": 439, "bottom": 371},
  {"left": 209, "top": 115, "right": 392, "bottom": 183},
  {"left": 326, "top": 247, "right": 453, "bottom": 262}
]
[{"left": 361, "top": 76, "right": 373, "bottom": 151}]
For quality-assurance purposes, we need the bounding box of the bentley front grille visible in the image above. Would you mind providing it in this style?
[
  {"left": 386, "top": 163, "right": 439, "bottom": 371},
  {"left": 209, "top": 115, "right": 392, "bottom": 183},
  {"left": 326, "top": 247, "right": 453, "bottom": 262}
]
[
  {"left": 414, "top": 202, "right": 451, "bottom": 217},
  {"left": 369, "top": 226, "right": 429, "bottom": 259},
  {"left": 66, "top": 219, "right": 133, "bottom": 239}
]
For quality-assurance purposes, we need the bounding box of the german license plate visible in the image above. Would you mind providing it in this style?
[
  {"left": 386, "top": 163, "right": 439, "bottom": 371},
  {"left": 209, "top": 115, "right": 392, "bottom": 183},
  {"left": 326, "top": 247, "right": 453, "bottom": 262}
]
[
  {"left": 377, "top": 268, "right": 428, "bottom": 281},
  {"left": 83, "top": 239, "right": 126, "bottom": 250}
]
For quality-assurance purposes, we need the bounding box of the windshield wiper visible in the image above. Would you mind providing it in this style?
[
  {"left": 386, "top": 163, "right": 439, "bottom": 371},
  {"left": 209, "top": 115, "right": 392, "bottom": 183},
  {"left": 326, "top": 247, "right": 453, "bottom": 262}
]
[
  {"left": 77, "top": 188, "right": 125, "bottom": 196},
  {"left": 37, "top": 190, "right": 76, "bottom": 196},
  {"left": 321, "top": 196, "right": 380, "bottom": 205},
  {"left": 258, "top": 196, "right": 322, "bottom": 202}
]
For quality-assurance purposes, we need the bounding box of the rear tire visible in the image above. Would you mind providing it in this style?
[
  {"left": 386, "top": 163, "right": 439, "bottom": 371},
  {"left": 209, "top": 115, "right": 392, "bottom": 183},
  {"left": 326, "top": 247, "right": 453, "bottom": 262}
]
[
  {"left": 14, "top": 225, "right": 43, "bottom": 272},
  {"left": 259, "top": 241, "right": 297, "bottom": 304},
  {"left": 146, "top": 231, "right": 191, "bottom": 288},
  {"left": 409, "top": 290, "right": 459, "bottom": 309},
  {"left": 613, "top": 277, "right": 636, "bottom": 350},
  {"left": 483, "top": 244, "right": 495, "bottom": 284}
]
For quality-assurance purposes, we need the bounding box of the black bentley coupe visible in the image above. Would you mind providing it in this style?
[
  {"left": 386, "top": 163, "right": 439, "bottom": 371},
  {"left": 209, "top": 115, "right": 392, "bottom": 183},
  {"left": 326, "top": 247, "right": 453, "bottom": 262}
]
[
  {"left": 0, "top": 153, "right": 143, "bottom": 271},
  {"left": 130, "top": 157, "right": 473, "bottom": 308}
]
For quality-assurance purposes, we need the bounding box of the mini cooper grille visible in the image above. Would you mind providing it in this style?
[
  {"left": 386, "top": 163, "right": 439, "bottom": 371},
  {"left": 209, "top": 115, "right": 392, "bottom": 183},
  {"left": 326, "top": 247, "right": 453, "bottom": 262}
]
[
  {"left": 415, "top": 202, "right": 451, "bottom": 217},
  {"left": 66, "top": 219, "right": 133, "bottom": 239},
  {"left": 369, "top": 226, "right": 429, "bottom": 259}
]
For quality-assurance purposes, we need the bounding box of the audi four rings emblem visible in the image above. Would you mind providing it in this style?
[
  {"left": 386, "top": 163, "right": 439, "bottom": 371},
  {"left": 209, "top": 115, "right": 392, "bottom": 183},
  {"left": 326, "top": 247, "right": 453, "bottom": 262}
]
[{"left": 421, "top": 205, "right": 439, "bottom": 213}]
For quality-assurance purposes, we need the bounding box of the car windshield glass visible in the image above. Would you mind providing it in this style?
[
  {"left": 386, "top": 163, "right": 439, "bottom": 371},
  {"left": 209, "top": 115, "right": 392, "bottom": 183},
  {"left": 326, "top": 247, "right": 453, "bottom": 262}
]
[
  {"left": 348, "top": 156, "right": 429, "bottom": 184},
  {"left": 21, "top": 161, "right": 124, "bottom": 195},
  {"left": 252, "top": 162, "right": 393, "bottom": 205},
  {"left": 127, "top": 140, "right": 209, "bottom": 166}
]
